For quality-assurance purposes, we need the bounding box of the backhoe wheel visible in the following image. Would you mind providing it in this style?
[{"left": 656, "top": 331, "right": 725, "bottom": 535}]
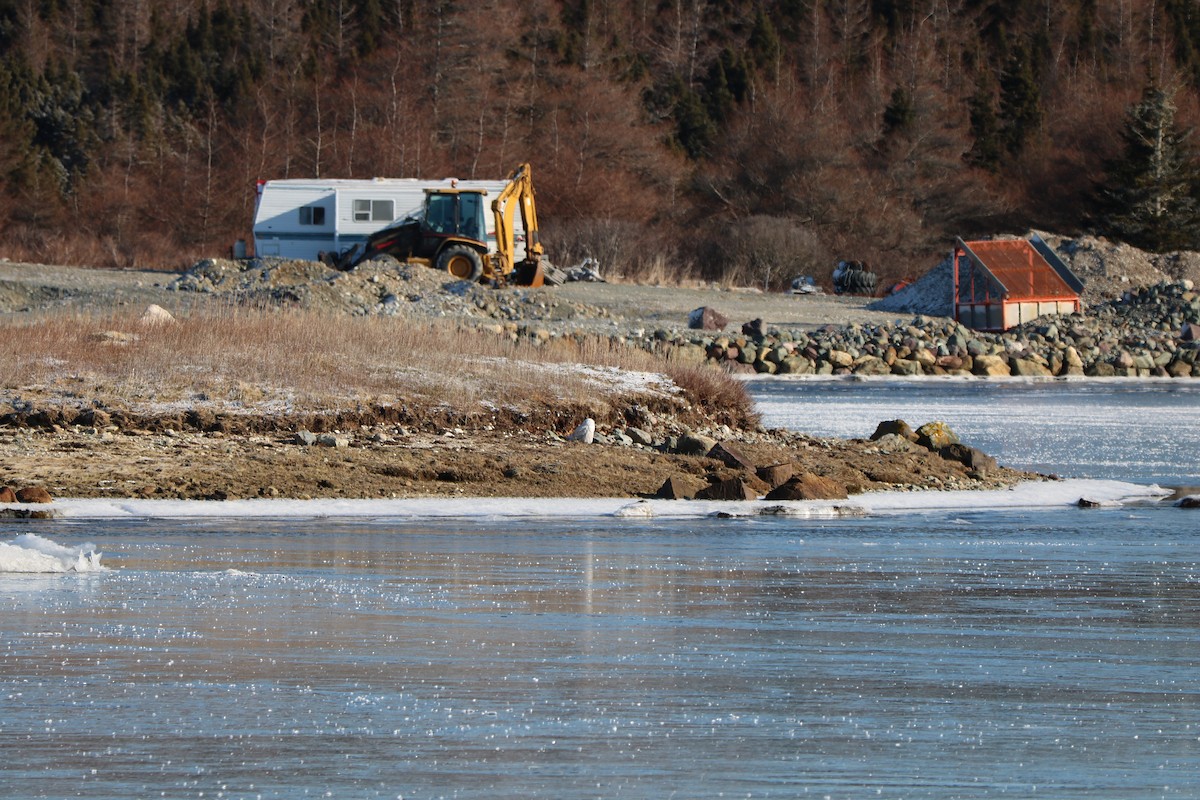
[{"left": 438, "top": 245, "right": 484, "bottom": 282}]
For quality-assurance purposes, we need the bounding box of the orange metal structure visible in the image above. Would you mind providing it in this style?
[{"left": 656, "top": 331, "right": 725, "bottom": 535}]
[{"left": 953, "top": 235, "right": 1084, "bottom": 331}]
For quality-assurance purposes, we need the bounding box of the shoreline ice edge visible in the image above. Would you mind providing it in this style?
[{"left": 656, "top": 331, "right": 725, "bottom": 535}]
[{"left": 8, "top": 478, "right": 1172, "bottom": 520}]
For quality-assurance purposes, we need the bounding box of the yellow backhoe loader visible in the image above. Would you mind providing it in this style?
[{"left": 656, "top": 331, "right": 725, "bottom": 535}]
[{"left": 323, "top": 163, "right": 563, "bottom": 286}]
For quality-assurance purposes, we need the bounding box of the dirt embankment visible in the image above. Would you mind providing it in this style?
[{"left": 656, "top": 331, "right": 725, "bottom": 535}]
[{"left": 0, "top": 416, "right": 1037, "bottom": 502}]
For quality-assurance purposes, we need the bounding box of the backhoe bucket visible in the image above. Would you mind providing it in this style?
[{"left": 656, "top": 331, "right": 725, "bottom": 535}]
[{"left": 511, "top": 259, "right": 546, "bottom": 287}]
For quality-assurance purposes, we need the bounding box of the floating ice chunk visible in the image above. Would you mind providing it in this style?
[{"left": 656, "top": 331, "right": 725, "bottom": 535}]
[
  {"left": 613, "top": 500, "right": 654, "bottom": 517},
  {"left": 0, "top": 533, "right": 104, "bottom": 573}
]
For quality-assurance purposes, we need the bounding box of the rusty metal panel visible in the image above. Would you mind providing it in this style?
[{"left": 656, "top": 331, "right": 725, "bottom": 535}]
[
  {"left": 962, "top": 239, "right": 1078, "bottom": 301},
  {"left": 1030, "top": 234, "right": 1086, "bottom": 294}
]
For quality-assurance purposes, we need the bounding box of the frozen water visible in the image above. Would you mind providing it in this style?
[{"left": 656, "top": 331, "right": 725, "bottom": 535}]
[
  {"left": 749, "top": 377, "right": 1200, "bottom": 486},
  {"left": 22, "top": 477, "right": 1165, "bottom": 523},
  {"left": 2, "top": 510, "right": 1197, "bottom": 799},
  {"left": 0, "top": 532, "right": 103, "bottom": 573}
]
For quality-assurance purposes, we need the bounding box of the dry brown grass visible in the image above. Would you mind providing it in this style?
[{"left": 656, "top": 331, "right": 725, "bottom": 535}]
[{"left": 1, "top": 308, "right": 757, "bottom": 429}]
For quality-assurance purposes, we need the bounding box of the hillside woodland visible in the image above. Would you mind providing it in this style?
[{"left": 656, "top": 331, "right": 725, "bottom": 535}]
[{"left": 5, "top": 0, "right": 1200, "bottom": 287}]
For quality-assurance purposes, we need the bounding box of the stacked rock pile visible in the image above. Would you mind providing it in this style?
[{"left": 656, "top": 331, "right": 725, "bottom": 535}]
[
  {"left": 652, "top": 281, "right": 1200, "bottom": 378},
  {"left": 170, "top": 256, "right": 616, "bottom": 326}
]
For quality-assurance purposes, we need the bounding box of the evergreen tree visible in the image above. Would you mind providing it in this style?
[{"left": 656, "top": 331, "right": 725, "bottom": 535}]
[
  {"left": 966, "top": 74, "right": 1002, "bottom": 171},
  {"left": 746, "top": 9, "right": 780, "bottom": 78},
  {"left": 998, "top": 43, "right": 1041, "bottom": 155},
  {"left": 702, "top": 58, "right": 735, "bottom": 125},
  {"left": 881, "top": 86, "right": 914, "bottom": 139},
  {"left": 0, "top": 57, "right": 40, "bottom": 189},
  {"left": 1096, "top": 85, "right": 1200, "bottom": 252}
]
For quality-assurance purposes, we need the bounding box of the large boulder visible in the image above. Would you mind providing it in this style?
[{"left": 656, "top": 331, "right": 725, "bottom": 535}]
[
  {"left": 0, "top": 486, "right": 16, "bottom": 503},
  {"left": 756, "top": 462, "right": 796, "bottom": 489},
  {"left": 890, "top": 358, "right": 923, "bottom": 376},
  {"left": 1010, "top": 357, "right": 1052, "bottom": 377},
  {"left": 15, "top": 486, "right": 53, "bottom": 503},
  {"left": 827, "top": 350, "right": 854, "bottom": 368},
  {"left": 870, "top": 419, "right": 916, "bottom": 442},
  {"left": 938, "top": 443, "right": 998, "bottom": 473},
  {"left": 707, "top": 440, "right": 756, "bottom": 472},
  {"left": 972, "top": 354, "right": 1011, "bottom": 376},
  {"left": 695, "top": 477, "right": 758, "bottom": 501},
  {"left": 139, "top": 304, "right": 176, "bottom": 326},
  {"left": 915, "top": 421, "right": 960, "bottom": 450},
  {"left": 872, "top": 433, "right": 917, "bottom": 453},
  {"left": 675, "top": 432, "right": 718, "bottom": 456},
  {"left": 656, "top": 475, "right": 706, "bottom": 500},
  {"left": 688, "top": 306, "right": 729, "bottom": 331},
  {"left": 764, "top": 473, "right": 849, "bottom": 501},
  {"left": 568, "top": 418, "right": 596, "bottom": 444},
  {"left": 852, "top": 356, "right": 890, "bottom": 375}
]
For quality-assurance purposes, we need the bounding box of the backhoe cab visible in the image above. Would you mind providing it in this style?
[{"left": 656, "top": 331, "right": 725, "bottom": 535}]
[{"left": 324, "top": 163, "right": 560, "bottom": 287}]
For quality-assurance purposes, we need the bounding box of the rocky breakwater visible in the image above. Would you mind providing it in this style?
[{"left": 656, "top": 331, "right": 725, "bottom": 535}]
[
  {"left": 662, "top": 281, "right": 1200, "bottom": 379},
  {"left": 647, "top": 418, "right": 1009, "bottom": 503}
]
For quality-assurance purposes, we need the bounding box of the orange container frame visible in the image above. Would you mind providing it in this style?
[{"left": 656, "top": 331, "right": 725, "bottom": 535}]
[{"left": 953, "top": 236, "right": 1083, "bottom": 331}]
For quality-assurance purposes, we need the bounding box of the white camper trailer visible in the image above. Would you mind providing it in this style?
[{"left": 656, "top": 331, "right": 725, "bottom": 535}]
[{"left": 252, "top": 176, "right": 520, "bottom": 261}]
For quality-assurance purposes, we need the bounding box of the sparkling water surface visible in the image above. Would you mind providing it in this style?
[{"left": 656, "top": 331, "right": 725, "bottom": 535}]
[{"left": 3, "top": 381, "right": 1199, "bottom": 799}]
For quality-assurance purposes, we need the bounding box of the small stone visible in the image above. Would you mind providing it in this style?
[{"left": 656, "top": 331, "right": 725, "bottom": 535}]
[{"left": 294, "top": 430, "right": 318, "bottom": 446}]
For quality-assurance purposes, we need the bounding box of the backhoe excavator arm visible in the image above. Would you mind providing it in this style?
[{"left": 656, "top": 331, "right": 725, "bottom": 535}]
[{"left": 491, "top": 163, "right": 550, "bottom": 285}]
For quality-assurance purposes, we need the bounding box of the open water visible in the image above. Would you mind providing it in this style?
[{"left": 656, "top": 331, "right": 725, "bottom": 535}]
[{"left": 2, "top": 380, "right": 1198, "bottom": 799}]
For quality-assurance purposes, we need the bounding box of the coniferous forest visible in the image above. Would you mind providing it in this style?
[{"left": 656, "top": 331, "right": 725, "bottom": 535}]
[{"left": 4, "top": 0, "right": 1200, "bottom": 286}]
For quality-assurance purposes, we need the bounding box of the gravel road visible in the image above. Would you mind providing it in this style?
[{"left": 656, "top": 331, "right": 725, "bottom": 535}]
[{"left": 1, "top": 258, "right": 906, "bottom": 332}]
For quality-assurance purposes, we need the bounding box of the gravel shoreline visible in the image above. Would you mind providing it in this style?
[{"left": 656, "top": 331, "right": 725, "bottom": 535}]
[{"left": 5, "top": 246, "right": 1187, "bottom": 505}]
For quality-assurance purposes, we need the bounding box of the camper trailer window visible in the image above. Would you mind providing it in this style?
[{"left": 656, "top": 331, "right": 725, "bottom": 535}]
[
  {"left": 299, "top": 206, "right": 325, "bottom": 226},
  {"left": 354, "top": 199, "right": 394, "bottom": 222}
]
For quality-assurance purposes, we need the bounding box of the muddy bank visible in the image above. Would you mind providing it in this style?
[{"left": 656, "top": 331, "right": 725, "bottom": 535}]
[{"left": 0, "top": 399, "right": 1037, "bottom": 501}]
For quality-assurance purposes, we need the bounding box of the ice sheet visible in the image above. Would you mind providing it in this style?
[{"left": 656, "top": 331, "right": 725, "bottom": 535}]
[
  {"left": 30, "top": 478, "right": 1169, "bottom": 521},
  {"left": 747, "top": 376, "right": 1200, "bottom": 485}
]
